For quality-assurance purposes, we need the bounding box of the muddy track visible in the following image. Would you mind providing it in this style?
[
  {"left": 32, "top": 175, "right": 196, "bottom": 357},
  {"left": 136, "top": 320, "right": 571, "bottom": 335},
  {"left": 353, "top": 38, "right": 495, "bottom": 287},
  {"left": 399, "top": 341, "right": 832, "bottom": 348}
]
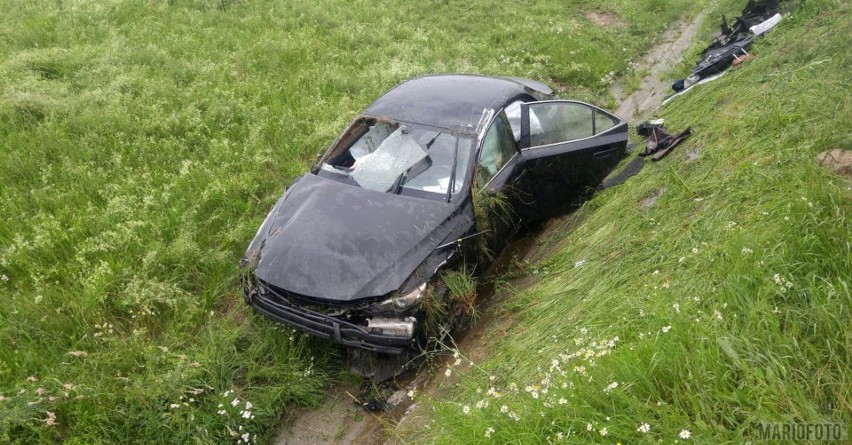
[
  {"left": 611, "top": 7, "right": 711, "bottom": 124},
  {"left": 274, "top": 8, "right": 712, "bottom": 445}
]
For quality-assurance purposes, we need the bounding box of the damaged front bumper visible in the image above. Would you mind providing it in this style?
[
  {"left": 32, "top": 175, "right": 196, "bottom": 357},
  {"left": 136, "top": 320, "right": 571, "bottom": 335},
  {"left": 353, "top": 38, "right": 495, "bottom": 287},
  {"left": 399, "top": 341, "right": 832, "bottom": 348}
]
[{"left": 244, "top": 280, "right": 417, "bottom": 355}]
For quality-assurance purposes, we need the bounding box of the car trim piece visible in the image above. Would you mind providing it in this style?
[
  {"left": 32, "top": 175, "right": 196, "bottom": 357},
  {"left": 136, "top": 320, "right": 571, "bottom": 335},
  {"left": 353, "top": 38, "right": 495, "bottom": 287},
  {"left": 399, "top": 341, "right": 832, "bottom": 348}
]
[{"left": 519, "top": 130, "right": 628, "bottom": 162}]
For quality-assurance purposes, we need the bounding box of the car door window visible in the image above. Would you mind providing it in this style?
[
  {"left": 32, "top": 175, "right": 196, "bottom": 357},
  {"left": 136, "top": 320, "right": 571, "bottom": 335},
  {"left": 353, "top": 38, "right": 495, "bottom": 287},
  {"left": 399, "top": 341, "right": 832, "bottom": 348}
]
[
  {"left": 528, "top": 102, "right": 595, "bottom": 146},
  {"left": 477, "top": 113, "right": 516, "bottom": 186}
]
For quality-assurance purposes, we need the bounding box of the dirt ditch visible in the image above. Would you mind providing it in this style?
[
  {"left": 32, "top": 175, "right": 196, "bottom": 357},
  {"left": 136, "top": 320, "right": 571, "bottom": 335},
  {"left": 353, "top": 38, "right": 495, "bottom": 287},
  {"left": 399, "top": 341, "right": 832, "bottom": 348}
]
[
  {"left": 274, "top": 8, "right": 712, "bottom": 444},
  {"left": 611, "top": 7, "right": 711, "bottom": 123}
]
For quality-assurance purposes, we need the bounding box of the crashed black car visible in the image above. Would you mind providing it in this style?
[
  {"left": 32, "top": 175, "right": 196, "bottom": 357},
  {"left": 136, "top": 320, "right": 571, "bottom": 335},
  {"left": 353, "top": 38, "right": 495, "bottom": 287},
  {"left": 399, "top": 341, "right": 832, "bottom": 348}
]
[{"left": 241, "top": 75, "right": 627, "bottom": 374}]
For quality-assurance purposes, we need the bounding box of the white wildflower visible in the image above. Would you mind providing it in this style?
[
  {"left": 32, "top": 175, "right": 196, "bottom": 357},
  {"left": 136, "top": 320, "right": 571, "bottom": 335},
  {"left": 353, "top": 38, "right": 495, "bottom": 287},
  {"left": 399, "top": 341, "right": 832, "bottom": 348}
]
[
  {"left": 741, "top": 247, "right": 753, "bottom": 254},
  {"left": 637, "top": 422, "right": 651, "bottom": 433},
  {"left": 662, "top": 325, "right": 672, "bottom": 333},
  {"left": 462, "top": 405, "right": 470, "bottom": 415},
  {"left": 599, "top": 427, "right": 608, "bottom": 436},
  {"left": 484, "top": 427, "right": 495, "bottom": 438},
  {"left": 679, "top": 429, "right": 692, "bottom": 439},
  {"left": 673, "top": 303, "right": 680, "bottom": 313},
  {"left": 444, "top": 368, "right": 452, "bottom": 377}
]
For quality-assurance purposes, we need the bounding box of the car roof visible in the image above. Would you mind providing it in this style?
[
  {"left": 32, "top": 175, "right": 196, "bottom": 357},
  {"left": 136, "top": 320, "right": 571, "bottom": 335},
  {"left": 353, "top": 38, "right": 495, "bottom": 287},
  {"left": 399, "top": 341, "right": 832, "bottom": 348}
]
[{"left": 363, "top": 74, "right": 535, "bottom": 133}]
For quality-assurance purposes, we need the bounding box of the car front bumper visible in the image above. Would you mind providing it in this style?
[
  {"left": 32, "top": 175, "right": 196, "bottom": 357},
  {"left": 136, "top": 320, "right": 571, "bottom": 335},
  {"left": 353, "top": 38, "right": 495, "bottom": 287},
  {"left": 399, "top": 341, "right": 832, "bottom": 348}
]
[{"left": 244, "top": 281, "right": 416, "bottom": 355}]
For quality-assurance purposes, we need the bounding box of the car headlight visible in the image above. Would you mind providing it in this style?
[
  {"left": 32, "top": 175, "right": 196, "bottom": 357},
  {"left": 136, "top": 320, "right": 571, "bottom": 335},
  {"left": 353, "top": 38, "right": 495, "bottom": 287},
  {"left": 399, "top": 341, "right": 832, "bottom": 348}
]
[{"left": 372, "top": 283, "right": 427, "bottom": 313}]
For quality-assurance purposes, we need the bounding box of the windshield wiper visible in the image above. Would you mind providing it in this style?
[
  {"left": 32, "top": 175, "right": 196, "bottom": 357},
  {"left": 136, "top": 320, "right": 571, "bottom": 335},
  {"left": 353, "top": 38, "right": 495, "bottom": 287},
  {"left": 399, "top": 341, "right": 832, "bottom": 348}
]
[{"left": 446, "top": 136, "right": 460, "bottom": 203}]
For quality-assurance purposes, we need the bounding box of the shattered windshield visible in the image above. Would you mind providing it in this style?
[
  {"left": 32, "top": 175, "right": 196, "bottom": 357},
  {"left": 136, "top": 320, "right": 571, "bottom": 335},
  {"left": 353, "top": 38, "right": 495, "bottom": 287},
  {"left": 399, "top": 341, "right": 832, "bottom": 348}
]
[{"left": 318, "top": 120, "right": 471, "bottom": 198}]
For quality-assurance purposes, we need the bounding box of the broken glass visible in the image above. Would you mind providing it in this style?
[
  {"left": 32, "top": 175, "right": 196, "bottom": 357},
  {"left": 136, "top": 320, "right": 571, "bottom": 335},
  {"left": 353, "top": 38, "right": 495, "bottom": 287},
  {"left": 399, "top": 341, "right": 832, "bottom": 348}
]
[{"left": 351, "top": 126, "right": 429, "bottom": 192}]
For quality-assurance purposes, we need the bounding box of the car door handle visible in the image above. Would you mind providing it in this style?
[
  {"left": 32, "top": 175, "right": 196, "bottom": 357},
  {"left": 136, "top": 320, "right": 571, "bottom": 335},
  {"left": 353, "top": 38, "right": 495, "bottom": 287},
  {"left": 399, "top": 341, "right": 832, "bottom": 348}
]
[{"left": 593, "top": 147, "right": 620, "bottom": 158}]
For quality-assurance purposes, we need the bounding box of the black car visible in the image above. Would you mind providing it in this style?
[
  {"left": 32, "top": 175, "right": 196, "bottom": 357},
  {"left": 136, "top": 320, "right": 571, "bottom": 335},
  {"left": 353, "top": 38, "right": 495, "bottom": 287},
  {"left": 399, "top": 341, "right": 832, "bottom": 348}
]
[{"left": 241, "top": 75, "right": 627, "bottom": 376}]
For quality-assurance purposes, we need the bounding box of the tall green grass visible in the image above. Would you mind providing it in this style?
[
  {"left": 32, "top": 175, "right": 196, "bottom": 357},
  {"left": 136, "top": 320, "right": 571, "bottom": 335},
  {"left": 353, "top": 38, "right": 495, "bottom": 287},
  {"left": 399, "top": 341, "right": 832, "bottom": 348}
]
[
  {"left": 0, "top": 0, "right": 699, "bottom": 442},
  {"left": 415, "top": 1, "right": 851, "bottom": 443}
]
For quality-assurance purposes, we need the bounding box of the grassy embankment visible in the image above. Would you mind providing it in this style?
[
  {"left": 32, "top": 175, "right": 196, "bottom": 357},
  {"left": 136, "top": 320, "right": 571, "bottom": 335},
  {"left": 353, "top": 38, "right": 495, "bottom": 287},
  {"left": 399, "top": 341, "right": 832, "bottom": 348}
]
[
  {"left": 0, "top": 0, "right": 697, "bottom": 442},
  {"left": 413, "top": 1, "right": 851, "bottom": 443}
]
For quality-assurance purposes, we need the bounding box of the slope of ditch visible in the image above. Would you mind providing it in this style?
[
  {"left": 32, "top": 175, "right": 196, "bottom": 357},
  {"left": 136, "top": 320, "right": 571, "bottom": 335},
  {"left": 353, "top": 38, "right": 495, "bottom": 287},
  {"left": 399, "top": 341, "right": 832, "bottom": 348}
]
[{"left": 274, "top": 8, "right": 715, "bottom": 443}]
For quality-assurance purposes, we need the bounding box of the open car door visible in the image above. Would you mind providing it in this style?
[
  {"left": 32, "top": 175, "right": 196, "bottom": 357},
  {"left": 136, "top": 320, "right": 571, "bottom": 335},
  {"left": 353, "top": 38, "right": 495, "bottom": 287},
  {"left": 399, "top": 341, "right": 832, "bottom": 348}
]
[{"left": 516, "top": 100, "right": 628, "bottom": 218}]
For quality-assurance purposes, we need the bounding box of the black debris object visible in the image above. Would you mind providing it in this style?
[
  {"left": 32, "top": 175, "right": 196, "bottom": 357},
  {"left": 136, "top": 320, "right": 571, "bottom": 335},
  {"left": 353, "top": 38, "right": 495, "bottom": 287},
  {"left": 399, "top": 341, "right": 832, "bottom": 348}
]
[
  {"left": 637, "top": 119, "right": 665, "bottom": 137},
  {"left": 639, "top": 126, "right": 693, "bottom": 161},
  {"left": 672, "top": 0, "right": 785, "bottom": 91},
  {"left": 599, "top": 157, "right": 645, "bottom": 190}
]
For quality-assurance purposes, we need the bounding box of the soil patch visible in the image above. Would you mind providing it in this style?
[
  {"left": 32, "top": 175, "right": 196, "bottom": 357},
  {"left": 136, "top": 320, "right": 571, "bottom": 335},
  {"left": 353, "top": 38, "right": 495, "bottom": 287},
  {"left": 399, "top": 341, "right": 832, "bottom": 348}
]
[
  {"left": 586, "top": 11, "right": 626, "bottom": 28},
  {"left": 816, "top": 148, "right": 852, "bottom": 178}
]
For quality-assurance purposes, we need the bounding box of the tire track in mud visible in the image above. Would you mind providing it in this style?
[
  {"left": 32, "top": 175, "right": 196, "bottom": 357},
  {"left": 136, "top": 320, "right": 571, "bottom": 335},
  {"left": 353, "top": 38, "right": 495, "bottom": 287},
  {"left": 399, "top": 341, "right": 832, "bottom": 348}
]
[{"left": 274, "top": 8, "right": 712, "bottom": 444}]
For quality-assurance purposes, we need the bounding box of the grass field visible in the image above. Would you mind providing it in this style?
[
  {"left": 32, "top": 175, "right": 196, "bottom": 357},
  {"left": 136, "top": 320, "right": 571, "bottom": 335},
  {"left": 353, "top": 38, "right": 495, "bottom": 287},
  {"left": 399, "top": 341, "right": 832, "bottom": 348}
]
[
  {"left": 412, "top": 1, "right": 852, "bottom": 443},
  {"left": 0, "top": 0, "right": 705, "bottom": 443}
]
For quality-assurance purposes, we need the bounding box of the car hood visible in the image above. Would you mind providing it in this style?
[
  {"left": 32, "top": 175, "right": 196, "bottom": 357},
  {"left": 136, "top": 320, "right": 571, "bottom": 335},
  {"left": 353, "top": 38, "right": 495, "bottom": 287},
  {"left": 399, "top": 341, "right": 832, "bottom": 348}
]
[{"left": 252, "top": 174, "right": 461, "bottom": 302}]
